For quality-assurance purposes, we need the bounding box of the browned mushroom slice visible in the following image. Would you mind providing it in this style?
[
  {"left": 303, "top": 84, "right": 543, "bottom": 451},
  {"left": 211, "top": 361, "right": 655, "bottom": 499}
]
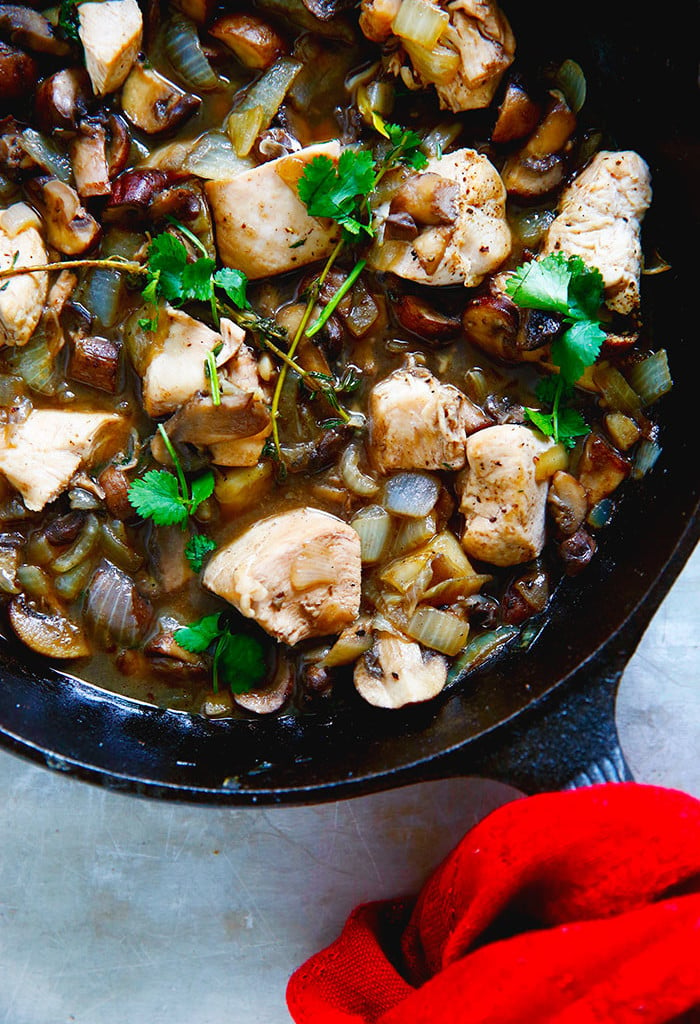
[
  {"left": 233, "top": 653, "right": 294, "bottom": 714},
  {"left": 0, "top": 5, "right": 71, "bottom": 56},
  {"left": 121, "top": 60, "right": 201, "bottom": 135},
  {"left": 29, "top": 177, "right": 101, "bottom": 255},
  {"left": 501, "top": 94, "right": 577, "bottom": 198},
  {"left": 251, "top": 127, "right": 301, "bottom": 164},
  {"left": 69, "top": 333, "right": 120, "bottom": 393},
  {"left": 209, "top": 12, "right": 287, "bottom": 70},
  {"left": 576, "top": 432, "right": 631, "bottom": 508},
  {"left": 70, "top": 121, "right": 111, "bottom": 198},
  {"left": 34, "top": 68, "right": 93, "bottom": 133},
  {"left": 463, "top": 292, "right": 559, "bottom": 363},
  {"left": 547, "top": 470, "right": 589, "bottom": 537},
  {"left": 354, "top": 629, "right": 448, "bottom": 708},
  {"left": 98, "top": 464, "right": 136, "bottom": 521},
  {"left": 389, "top": 172, "right": 459, "bottom": 226},
  {"left": 155, "top": 389, "right": 271, "bottom": 457},
  {"left": 170, "top": 0, "right": 218, "bottom": 24},
  {"left": 395, "top": 293, "right": 461, "bottom": 343},
  {"left": 104, "top": 168, "right": 185, "bottom": 222},
  {"left": 558, "top": 527, "right": 597, "bottom": 576},
  {"left": 8, "top": 594, "right": 90, "bottom": 659},
  {"left": 104, "top": 113, "right": 131, "bottom": 179},
  {"left": 145, "top": 618, "right": 208, "bottom": 680},
  {"left": 0, "top": 40, "right": 38, "bottom": 103},
  {"left": 492, "top": 76, "right": 542, "bottom": 143}
]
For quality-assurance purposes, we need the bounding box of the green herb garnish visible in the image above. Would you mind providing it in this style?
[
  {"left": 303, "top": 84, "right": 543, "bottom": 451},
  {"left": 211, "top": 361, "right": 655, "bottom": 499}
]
[
  {"left": 58, "top": 0, "right": 80, "bottom": 41},
  {"left": 127, "top": 424, "right": 214, "bottom": 526},
  {"left": 505, "top": 252, "right": 606, "bottom": 446},
  {"left": 184, "top": 534, "right": 217, "bottom": 573},
  {"left": 175, "top": 613, "right": 266, "bottom": 694}
]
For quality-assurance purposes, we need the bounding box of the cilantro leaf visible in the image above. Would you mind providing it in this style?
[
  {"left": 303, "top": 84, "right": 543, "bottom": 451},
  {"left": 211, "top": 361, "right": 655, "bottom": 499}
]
[
  {"left": 505, "top": 253, "right": 572, "bottom": 315},
  {"left": 127, "top": 470, "right": 188, "bottom": 527},
  {"left": 213, "top": 267, "right": 250, "bottom": 309},
  {"left": 145, "top": 233, "right": 189, "bottom": 304},
  {"left": 297, "top": 150, "right": 376, "bottom": 236},
  {"left": 215, "top": 632, "right": 266, "bottom": 694},
  {"left": 566, "top": 255, "right": 605, "bottom": 321},
  {"left": 58, "top": 0, "right": 80, "bottom": 41},
  {"left": 384, "top": 123, "right": 429, "bottom": 170},
  {"left": 552, "top": 320, "right": 606, "bottom": 385},
  {"left": 526, "top": 376, "right": 590, "bottom": 448},
  {"left": 181, "top": 256, "right": 216, "bottom": 303},
  {"left": 189, "top": 469, "right": 215, "bottom": 512},
  {"left": 184, "top": 534, "right": 217, "bottom": 573},
  {"left": 175, "top": 613, "right": 223, "bottom": 654}
]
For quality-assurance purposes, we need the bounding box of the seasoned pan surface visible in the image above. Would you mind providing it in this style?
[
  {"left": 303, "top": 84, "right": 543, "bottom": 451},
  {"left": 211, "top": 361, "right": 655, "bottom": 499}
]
[{"left": 0, "top": 0, "right": 697, "bottom": 801}]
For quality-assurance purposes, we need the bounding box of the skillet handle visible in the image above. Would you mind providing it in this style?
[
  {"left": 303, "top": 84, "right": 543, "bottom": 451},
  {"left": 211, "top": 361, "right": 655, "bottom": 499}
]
[{"left": 438, "top": 650, "right": 634, "bottom": 794}]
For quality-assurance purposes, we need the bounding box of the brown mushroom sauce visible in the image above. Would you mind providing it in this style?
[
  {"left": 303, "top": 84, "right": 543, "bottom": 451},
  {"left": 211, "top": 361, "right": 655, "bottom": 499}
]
[{"left": 0, "top": 0, "right": 669, "bottom": 717}]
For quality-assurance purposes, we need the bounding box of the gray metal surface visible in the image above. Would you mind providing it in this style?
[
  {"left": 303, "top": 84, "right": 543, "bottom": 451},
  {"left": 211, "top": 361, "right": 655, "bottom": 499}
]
[{"left": 0, "top": 544, "right": 697, "bottom": 1024}]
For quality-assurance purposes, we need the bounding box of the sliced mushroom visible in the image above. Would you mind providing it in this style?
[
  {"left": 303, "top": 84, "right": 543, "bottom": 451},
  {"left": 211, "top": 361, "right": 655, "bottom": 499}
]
[
  {"left": 558, "top": 527, "right": 597, "bottom": 576},
  {"left": 0, "top": 5, "right": 71, "bottom": 56},
  {"left": 0, "top": 40, "right": 38, "bottom": 104},
  {"left": 154, "top": 389, "right": 271, "bottom": 458},
  {"left": 547, "top": 470, "right": 588, "bottom": 537},
  {"left": 68, "top": 333, "right": 120, "bottom": 393},
  {"left": 70, "top": 120, "right": 111, "bottom": 198},
  {"left": 233, "top": 653, "right": 294, "bottom": 714},
  {"left": 30, "top": 177, "right": 101, "bottom": 255},
  {"left": 8, "top": 593, "right": 90, "bottom": 659},
  {"left": 576, "top": 432, "right": 631, "bottom": 508},
  {"left": 251, "top": 127, "right": 301, "bottom": 164},
  {"left": 501, "top": 94, "right": 577, "bottom": 198},
  {"left": 395, "top": 293, "right": 462, "bottom": 343},
  {"left": 389, "top": 172, "right": 459, "bottom": 226},
  {"left": 121, "top": 59, "right": 201, "bottom": 135},
  {"left": 34, "top": 68, "right": 93, "bottom": 134},
  {"left": 491, "top": 76, "right": 542, "bottom": 144},
  {"left": 462, "top": 292, "right": 560, "bottom": 363},
  {"left": 209, "top": 12, "right": 287, "bottom": 70},
  {"left": 144, "top": 617, "right": 208, "bottom": 680},
  {"left": 353, "top": 629, "right": 448, "bottom": 708},
  {"left": 104, "top": 168, "right": 185, "bottom": 222},
  {"left": 97, "top": 463, "right": 136, "bottom": 521}
]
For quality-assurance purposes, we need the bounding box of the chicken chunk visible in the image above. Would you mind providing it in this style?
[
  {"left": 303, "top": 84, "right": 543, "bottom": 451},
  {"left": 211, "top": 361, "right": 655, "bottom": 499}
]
[
  {"left": 458, "top": 424, "right": 551, "bottom": 567},
  {"left": 203, "top": 507, "right": 362, "bottom": 646},
  {"left": 138, "top": 308, "right": 252, "bottom": 419},
  {"left": 205, "top": 141, "right": 342, "bottom": 280},
  {"left": 368, "top": 365, "right": 490, "bottom": 474},
  {"left": 77, "top": 0, "right": 142, "bottom": 97},
  {"left": 436, "top": 0, "right": 515, "bottom": 112},
  {"left": 0, "top": 409, "right": 128, "bottom": 511},
  {"left": 0, "top": 203, "right": 48, "bottom": 347},
  {"left": 368, "top": 148, "right": 511, "bottom": 286},
  {"left": 542, "top": 151, "right": 652, "bottom": 315},
  {"left": 354, "top": 630, "right": 448, "bottom": 708}
]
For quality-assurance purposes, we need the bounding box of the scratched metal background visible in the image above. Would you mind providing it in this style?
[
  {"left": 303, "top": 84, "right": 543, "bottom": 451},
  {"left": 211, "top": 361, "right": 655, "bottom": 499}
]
[{"left": 0, "top": 543, "right": 696, "bottom": 1024}]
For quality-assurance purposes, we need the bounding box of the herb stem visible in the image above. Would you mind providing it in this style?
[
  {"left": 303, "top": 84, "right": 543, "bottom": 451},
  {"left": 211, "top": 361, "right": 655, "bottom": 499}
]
[
  {"left": 306, "top": 258, "right": 366, "bottom": 338},
  {"left": 156, "top": 423, "right": 189, "bottom": 511},
  {"left": 205, "top": 349, "right": 222, "bottom": 406},
  {"left": 0, "top": 257, "right": 145, "bottom": 281}
]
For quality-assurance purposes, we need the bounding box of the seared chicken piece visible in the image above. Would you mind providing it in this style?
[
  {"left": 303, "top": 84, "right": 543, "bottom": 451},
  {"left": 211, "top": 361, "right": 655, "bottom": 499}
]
[
  {"left": 436, "top": 0, "right": 515, "bottom": 112},
  {"left": 207, "top": 318, "right": 272, "bottom": 466},
  {"left": 205, "top": 141, "right": 342, "bottom": 280},
  {"left": 368, "top": 365, "right": 491, "bottom": 474},
  {"left": 368, "top": 148, "right": 511, "bottom": 287},
  {"left": 203, "top": 507, "right": 362, "bottom": 646},
  {"left": 0, "top": 409, "right": 128, "bottom": 511},
  {"left": 458, "top": 424, "right": 551, "bottom": 567},
  {"left": 354, "top": 629, "right": 448, "bottom": 708},
  {"left": 542, "top": 150, "right": 652, "bottom": 314},
  {"left": 77, "top": 0, "right": 142, "bottom": 96},
  {"left": 0, "top": 203, "right": 48, "bottom": 347}
]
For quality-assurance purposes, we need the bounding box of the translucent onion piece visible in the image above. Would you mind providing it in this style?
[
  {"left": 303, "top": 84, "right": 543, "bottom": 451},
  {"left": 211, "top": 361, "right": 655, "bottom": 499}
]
[
  {"left": 320, "top": 621, "right": 374, "bottom": 668},
  {"left": 164, "top": 12, "right": 224, "bottom": 92},
  {"left": 392, "top": 0, "right": 448, "bottom": 48},
  {"left": 357, "top": 81, "right": 395, "bottom": 127},
  {"left": 509, "top": 205, "right": 556, "bottom": 247},
  {"left": 20, "top": 128, "right": 72, "bottom": 182},
  {"left": 632, "top": 438, "right": 662, "bottom": 480},
  {"left": 593, "top": 363, "right": 642, "bottom": 418},
  {"left": 421, "top": 121, "right": 462, "bottom": 159},
  {"left": 382, "top": 472, "right": 439, "bottom": 518},
  {"left": 0, "top": 544, "right": 20, "bottom": 595},
  {"left": 392, "top": 513, "right": 436, "bottom": 556},
  {"left": 340, "top": 442, "right": 379, "bottom": 497},
  {"left": 403, "top": 38, "right": 460, "bottom": 85},
  {"left": 379, "top": 547, "right": 433, "bottom": 595},
  {"left": 226, "top": 57, "right": 303, "bottom": 157},
  {"left": 100, "top": 520, "right": 144, "bottom": 572},
  {"left": 627, "top": 350, "right": 673, "bottom": 406},
  {"left": 405, "top": 606, "right": 469, "bottom": 656},
  {"left": 351, "top": 505, "right": 393, "bottom": 564},
  {"left": 446, "top": 625, "right": 519, "bottom": 683},
  {"left": 53, "top": 559, "right": 94, "bottom": 600},
  {"left": 86, "top": 268, "right": 123, "bottom": 328},
  {"left": 84, "top": 560, "right": 153, "bottom": 647},
  {"left": 587, "top": 497, "right": 615, "bottom": 529},
  {"left": 183, "top": 131, "right": 255, "bottom": 179},
  {"left": 51, "top": 513, "right": 99, "bottom": 573},
  {"left": 534, "top": 443, "right": 568, "bottom": 482},
  {"left": 421, "top": 574, "right": 492, "bottom": 605},
  {"left": 8, "top": 337, "right": 57, "bottom": 396},
  {"left": 16, "top": 564, "right": 51, "bottom": 599}
]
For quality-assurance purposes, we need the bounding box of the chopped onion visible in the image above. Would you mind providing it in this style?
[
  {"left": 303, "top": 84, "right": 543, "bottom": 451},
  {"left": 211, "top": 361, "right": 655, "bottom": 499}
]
[
  {"left": 627, "top": 350, "right": 673, "bottom": 406},
  {"left": 51, "top": 513, "right": 99, "bottom": 573},
  {"left": 509, "top": 205, "right": 556, "bottom": 247},
  {"left": 421, "top": 574, "right": 492, "bottom": 605},
  {"left": 392, "top": 513, "right": 436, "bottom": 555},
  {"left": 554, "top": 59, "right": 587, "bottom": 113},
  {"left": 351, "top": 505, "right": 393, "bottom": 563},
  {"left": 405, "top": 606, "right": 469, "bottom": 656},
  {"left": 587, "top": 497, "right": 615, "bottom": 529},
  {"left": 632, "top": 438, "right": 662, "bottom": 479},
  {"left": 183, "top": 131, "right": 255, "bottom": 179},
  {"left": 446, "top": 625, "right": 519, "bottom": 683},
  {"left": 593, "top": 363, "right": 642, "bottom": 418},
  {"left": 421, "top": 121, "right": 462, "bottom": 159},
  {"left": 226, "top": 57, "right": 303, "bottom": 157},
  {"left": 84, "top": 560, "right": 153, "bottom": 647},
  {"left": 357, "top": 81, "right": 395, "bottom": 127},
  {"left": 164, "top": 12, "right": 225, "bottom": 92},
  {"left": 16, "top": 564, "right": 51, "bottom": 599},
  {"left": 100, "top": 519, "right": 144, "bottom": 572},
  {"left": 54, "top": 560, "right": 94, "bottom": 601},
  {"left": 8, "top": 337, "right": 58, "bottom": 396},
  {"left": 382, "top": 472, "right": 439, "bottom": 518},
  {"left": 534, "top": 443, "right": 568, "bottom": 482},
  {"left": 340, "top": 442, "right": 379, "bottom": 497},
  {"left": 20, "top": 128, "right": 72, "bottom": 182},
  {"left": 379, "top": 547, "right": 433, "bottom": 595},
  {"left": 403, "top": 38, "right": 460, "bottom": 85},
  {"left": 86, "top": 268, "right": 123, "bottom": 328},
  {"left": 392, "top": 0, "right": 449, "bottom": 48}
]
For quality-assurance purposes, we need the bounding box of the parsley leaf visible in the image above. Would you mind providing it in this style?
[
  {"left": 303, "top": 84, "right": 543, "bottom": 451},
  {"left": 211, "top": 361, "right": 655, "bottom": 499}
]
[
  {"left": 58, "top": 0, "right": 80, "bottom": 41},
  {"left": 175, "top": 613, "right": 266, "bottom": 694},
  {"left": 127, "top": 470, "right": 189, "bottom": 527},
  {"left": 552, "top": 319, "right": 606, "bottom": 385},
  {"left": 505, "top": 253, "right": 572, "bottom": 316},
  {"left": 213, "top": 267, "right": 250, "bottom": 309},
  {"left": 184, "top": 534, "right": 217, "bottom": 573},
  {"left": 145, "top": 233, "right": 190, "bottom": 304},
  {"left": 384, "top": 123, "right": 429, "bottom": 171},
  {"left": 189, "top": 470, "right": 215, "bottom": 509},
  {"left": 297, "top": 150, "right": 376, "bottom": 236}
]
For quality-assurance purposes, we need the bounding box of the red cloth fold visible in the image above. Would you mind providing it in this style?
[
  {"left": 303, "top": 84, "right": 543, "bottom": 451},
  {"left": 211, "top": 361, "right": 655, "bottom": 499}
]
[{"left": 287, "top": 783, "right": 700, "bottom": 1023}]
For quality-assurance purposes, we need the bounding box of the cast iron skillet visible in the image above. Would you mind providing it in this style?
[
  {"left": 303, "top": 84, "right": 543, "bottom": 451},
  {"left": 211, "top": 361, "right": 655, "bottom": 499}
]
[{"left": 0, "top": 0, "right": 697, "bottom": 801}]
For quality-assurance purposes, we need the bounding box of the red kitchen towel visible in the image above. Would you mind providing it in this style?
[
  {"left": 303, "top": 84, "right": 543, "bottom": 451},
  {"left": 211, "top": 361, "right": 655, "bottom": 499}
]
[{"left": 286, "top": 783, "right": 700, "bottom": 1023}]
